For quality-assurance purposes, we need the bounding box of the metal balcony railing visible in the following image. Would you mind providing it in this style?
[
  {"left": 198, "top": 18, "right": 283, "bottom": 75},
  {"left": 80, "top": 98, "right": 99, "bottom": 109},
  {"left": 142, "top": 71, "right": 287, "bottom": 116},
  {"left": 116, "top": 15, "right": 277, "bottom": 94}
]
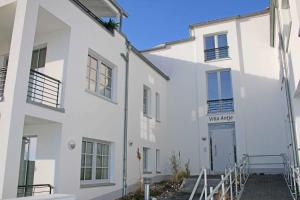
[
  {"left": 204, "top": 46, "right": 229, "bottom": 61},
  {"left": 207, "top": 98, "right": 234, "bottom": 113},
  {"left": 27, "top": 69, "right": 61, "bottom": 109},
  {"left": 0, "top": 67, "right": 7, "bottom": 100},
  {"left": 70, "top": 0, "right": 115, "bottom": 33},
  {"left": 18, "top": 184, "right": 53, "bottom": 197}
]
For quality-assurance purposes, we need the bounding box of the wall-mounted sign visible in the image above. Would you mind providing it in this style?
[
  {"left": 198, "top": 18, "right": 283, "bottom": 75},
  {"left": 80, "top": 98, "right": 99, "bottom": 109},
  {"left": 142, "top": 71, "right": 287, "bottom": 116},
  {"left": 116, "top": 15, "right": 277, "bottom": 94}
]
[{"left": 208, "top": 115, "right": 234, "bottom": 123}]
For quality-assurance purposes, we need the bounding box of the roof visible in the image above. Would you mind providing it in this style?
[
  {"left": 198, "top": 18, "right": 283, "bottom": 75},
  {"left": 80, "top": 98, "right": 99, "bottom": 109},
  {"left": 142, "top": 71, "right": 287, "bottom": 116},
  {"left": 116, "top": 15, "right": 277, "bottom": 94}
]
[
  {"left": 141, "top": 9, "right": 270, "bottom": 53},
  {"left": 190, "top": 8, "right": 270, "bottom": 28},
  {"left": 141, "top": 37, "right": 195, "bottom": 53},
  {"left": 108, "top": 0, "right": 128, "bottom": 17}
]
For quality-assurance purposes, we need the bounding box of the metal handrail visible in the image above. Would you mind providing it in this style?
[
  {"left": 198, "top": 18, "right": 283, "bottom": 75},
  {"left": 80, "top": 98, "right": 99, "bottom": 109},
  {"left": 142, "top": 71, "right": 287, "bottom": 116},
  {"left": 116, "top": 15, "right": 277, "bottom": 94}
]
[
  {"left": 282, "top": 154, "right": 300, "bottom": 200},
  {"left": 204, "top": 46, "right": 229, "bottom": 61},
  {"left": 199, "top": 157, "right": 249, "bottom": 200},
  {"left": 189, "top": 168, "right": 207, "bottom": 200},
  {"left": 0, "top": 67, "right": 7, "bottom": 100},
  {"left": 207, "top": 98, "right": 234, "bottom": 113},
  {"left": 27, "top": 69, "right": 61, "bottom": 108},
  {"left": 17, "top": 184, "right": 54, "bottom": 197},
  {"left": 70, "top": 0, "right": 115, "bottom": 33}
]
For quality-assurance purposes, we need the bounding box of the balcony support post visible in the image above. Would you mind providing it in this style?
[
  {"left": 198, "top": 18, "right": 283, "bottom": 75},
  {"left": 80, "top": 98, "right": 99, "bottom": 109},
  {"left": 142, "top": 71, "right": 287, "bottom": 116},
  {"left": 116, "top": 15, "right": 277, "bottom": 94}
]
[{"left": 0, "top": 0, "right": 39, "bottom": 198}]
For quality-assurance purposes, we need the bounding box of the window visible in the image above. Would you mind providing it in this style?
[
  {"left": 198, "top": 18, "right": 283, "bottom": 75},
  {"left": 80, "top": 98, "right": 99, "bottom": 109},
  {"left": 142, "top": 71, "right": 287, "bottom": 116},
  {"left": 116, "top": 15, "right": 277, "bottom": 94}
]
[
  {"left": 155, "top": 92, "right": 160, "bottom": 121},
  {"left": 31, "top": 47, "right": 47, "bottom": 69},
  {"left": 87, "top": 54, "right": 113, "bottom": 99},
  {"left": 81, "top": 139, "right": 111, "bottom": 184},
  {"left": 143, "top": 86, "right": 151, "bottom": 117},
  {"left": 207, "top": 70, "right": 233, "bottom": 113},
  {"left": 156, "top": 149, "right": 160, "bottom": 172},
  {"left": 3, "top": 56, "right": 9, "bottom": 68},
  {"left": 143, "top": 147, "right": 150, "bottom": 173},
  {"left": 204, "top": 33, "right": 229, "bottom": 61}
]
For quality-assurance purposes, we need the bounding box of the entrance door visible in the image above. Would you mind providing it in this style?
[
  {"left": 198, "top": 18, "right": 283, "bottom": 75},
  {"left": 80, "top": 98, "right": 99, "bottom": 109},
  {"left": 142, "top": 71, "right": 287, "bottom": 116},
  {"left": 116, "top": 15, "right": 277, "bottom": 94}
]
[{"left": 209, "top": 123, "right": 236, "bottom": 173}]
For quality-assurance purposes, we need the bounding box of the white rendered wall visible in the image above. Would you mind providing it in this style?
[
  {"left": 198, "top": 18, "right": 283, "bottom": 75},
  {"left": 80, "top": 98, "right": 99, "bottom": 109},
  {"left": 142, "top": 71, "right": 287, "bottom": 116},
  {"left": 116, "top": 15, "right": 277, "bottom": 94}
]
[
  {"left": 126, "top": 51, "right": 169, "bottom": 187},
  {"left": 145, "top": 13, "right": 288, "bottom": 174}
]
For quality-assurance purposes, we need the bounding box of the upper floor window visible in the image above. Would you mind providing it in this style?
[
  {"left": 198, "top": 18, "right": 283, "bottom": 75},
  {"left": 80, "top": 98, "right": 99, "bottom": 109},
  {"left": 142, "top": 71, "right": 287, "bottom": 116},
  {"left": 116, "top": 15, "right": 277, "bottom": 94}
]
[
  {"left": 155, "top": 92, "right": 160, "bottom": 121},
  {"left": 81, "top": 138, "right": 111, "bottom": 184},
  {"left": 31, "top": 47, "right": 47, "bottom": 70},
  {"left": 87, "top": 54, "right": 113, "bottom": 99},
  {"left": 207, "top": 69, "right": 233, "bottom": 113},
  {"left": 143, "top": 86, "right": 151, "bottom": 117},
  {"left": 204, "top": 33, "right": 229, "bottom": 61}
]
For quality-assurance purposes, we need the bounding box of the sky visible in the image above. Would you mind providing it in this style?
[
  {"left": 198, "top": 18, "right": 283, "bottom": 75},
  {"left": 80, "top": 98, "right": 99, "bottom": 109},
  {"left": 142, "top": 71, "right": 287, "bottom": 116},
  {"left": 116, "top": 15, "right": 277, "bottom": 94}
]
[{"left": 117, "top": 0, "right": 270, "bottom": 50}]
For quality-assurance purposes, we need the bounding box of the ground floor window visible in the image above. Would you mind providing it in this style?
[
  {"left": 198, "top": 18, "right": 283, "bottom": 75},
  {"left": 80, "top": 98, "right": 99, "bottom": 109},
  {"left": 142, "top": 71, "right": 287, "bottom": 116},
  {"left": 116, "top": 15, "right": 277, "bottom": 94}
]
[
  {"left": 156, "top": 149, "right": 160, "bottom": 172},
  {"left": 81, "top": 138, "right": 111, "bottom": 184},
  {"left": 143, "top": 147, "right": 151, "bottom": 173}
]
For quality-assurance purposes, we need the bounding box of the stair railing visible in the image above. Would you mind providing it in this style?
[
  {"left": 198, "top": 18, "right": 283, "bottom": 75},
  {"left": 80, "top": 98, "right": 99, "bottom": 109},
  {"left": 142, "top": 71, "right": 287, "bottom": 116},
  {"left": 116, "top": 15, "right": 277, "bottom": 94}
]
[
  {"left": 205, "top": 156, "right": 249, "bottom": 200},
  {"left": 282, "top": 154, "right": 300, "bottom": 200},
  {"left": 189, "top": 168, "right": 207, "bottom": 200}
]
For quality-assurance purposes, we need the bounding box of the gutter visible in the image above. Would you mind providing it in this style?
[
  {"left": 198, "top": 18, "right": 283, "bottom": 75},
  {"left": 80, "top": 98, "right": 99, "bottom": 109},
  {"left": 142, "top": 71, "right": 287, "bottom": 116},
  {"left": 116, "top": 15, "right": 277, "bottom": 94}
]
[{"left": 121, "top": 40, "right": 130, "bottom": 196}]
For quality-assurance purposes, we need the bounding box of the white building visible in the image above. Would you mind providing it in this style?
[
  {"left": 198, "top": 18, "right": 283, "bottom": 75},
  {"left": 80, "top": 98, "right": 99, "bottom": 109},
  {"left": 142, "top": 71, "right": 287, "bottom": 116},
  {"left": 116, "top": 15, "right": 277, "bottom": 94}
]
[{"left": 0, "top": 0, "right": 299, "bottom": 200}]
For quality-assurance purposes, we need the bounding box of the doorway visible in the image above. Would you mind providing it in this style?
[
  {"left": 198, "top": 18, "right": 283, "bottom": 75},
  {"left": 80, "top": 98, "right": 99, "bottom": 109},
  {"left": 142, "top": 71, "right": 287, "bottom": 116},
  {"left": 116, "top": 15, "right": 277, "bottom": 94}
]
[
  {"left": 18, "top": 136, "right": 37, "bottom": 197},
  {"left": 209, "top": 122, "right": 236, "bottom": 173}
]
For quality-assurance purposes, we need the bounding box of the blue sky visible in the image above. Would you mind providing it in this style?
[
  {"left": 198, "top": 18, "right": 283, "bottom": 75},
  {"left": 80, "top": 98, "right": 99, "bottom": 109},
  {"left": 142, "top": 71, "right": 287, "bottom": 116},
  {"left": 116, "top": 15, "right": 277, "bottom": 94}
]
[{"left": 117, "top": 0, "right": 269, "bottom": 50}]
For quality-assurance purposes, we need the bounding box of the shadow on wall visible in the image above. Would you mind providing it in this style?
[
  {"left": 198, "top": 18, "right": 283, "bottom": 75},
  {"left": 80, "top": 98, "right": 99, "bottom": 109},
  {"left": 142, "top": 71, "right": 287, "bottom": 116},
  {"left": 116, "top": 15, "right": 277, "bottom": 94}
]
[{"left": 143, "top": 53, "right": 289, "bottom": 173}]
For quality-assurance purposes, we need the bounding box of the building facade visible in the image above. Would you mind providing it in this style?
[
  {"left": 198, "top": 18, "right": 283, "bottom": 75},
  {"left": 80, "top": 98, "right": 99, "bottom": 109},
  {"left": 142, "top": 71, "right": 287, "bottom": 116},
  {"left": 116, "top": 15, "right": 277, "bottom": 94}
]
[{"left": 0, "top": 0, "right": 299, "bottom": 200}]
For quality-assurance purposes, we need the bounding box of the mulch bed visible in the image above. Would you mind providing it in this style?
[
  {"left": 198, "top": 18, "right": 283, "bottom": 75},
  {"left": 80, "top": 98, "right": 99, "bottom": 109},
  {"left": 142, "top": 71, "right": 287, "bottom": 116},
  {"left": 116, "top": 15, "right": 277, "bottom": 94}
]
[{"left": 117, "top": 181, "right": 182, "bottom": 200}]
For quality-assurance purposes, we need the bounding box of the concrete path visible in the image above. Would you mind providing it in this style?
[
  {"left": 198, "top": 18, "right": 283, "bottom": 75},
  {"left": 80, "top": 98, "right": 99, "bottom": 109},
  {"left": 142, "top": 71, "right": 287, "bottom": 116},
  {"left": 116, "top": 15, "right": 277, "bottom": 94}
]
[{"left": 240, "top": 174, "right": 292, "bottom": 200}]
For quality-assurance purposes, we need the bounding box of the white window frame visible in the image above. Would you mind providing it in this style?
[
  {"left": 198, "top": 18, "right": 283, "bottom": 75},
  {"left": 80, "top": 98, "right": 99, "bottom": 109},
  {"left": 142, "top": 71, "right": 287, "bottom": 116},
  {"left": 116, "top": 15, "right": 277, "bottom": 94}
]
[
  {"left": 155, "top": 92, "right": 160, "bottom": 122},
  {"left": 206, "top": 69, "right": 234, "bottom": 113},
  {"left": 80, "top": 138, "right": 112, "bottom": 186},
  {"left": 204, "top": 32, "right": 229, "bottom": 61},
  {"left": 143, "top": 147, "right": 151, "bottom": 173},
  {"left": 30, "top": 44, "right": 48, "bottom": 71},
  {"left": 143, "top": 85, "right": 151, "bottom": 117},
  {"left": 156, "top": 149, "right": 161, "bottom": 173},
  {"left": 206, "top": 69, "right": 233, "bottom": 101},
  {"left": 86, "top": 50, "right": 116, "bottom": 101}
]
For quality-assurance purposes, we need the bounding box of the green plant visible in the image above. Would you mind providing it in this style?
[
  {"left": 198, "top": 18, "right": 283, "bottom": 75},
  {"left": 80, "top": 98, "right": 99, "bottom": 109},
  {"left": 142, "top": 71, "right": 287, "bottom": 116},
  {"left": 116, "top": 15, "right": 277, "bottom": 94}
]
[
  {"left": 169, "top": 151, "right": 180, "bottom": 182},
  {"left": 176, "top": 170, "right": 188, "bottom": 183},
  {"left": 103, "top": 19, "right": 119, "bottom": 31},
  {"left": 185, "top": 159, "right": 191, "bottom": 177}
]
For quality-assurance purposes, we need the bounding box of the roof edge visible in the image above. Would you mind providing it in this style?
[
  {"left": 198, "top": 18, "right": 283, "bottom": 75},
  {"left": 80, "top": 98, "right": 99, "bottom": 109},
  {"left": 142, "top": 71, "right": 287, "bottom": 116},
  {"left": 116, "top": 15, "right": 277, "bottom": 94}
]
[
  {"left": 190, "top": 8, "right": 270, "bottom": 29},
  {"left": 141, "top": 37, "right": 195, "bottom": 53},
  {"left": 108, "top": 0, "right": 128, "bottom": 17},
  {"left": 130, "top": 46, "right": 170, "bottom": 81}
]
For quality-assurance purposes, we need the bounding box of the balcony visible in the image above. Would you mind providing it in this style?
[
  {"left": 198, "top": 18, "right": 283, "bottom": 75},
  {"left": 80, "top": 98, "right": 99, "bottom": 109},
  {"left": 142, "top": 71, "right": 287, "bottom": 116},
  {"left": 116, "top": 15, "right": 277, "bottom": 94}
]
[
  {"left": 27, "top": 69, "right": 62, "bottom": 110},
  {"left": 207, "top": 98, "right": 234, "bottom": 114},
  {"left": 204, "top": 46, "right": 229, "bottom": 61},
  {"left": 0, "top": 67, "right": 7, "bottom": 101}
]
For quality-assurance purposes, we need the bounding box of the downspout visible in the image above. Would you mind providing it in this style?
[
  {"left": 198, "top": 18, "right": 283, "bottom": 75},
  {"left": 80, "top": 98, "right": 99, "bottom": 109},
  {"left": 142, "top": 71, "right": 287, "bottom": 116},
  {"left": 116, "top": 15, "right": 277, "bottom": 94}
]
[{"left": 121, "top": 40, "right": 130, "bottom": 196}]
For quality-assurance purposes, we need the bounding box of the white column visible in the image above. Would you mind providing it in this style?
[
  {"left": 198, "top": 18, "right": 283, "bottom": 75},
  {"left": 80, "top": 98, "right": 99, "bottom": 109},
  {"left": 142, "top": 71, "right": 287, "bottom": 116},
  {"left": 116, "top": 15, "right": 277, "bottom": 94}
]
[{"left": 0, "top": 0, "right": 39, "bottom": 198}]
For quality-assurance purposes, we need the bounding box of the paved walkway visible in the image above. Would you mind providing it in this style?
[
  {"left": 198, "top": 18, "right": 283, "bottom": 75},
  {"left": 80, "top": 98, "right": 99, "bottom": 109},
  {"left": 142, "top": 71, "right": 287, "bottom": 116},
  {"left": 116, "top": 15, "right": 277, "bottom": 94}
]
[{"left": 240, "top": 174, "right": 292, "bottom": 200}]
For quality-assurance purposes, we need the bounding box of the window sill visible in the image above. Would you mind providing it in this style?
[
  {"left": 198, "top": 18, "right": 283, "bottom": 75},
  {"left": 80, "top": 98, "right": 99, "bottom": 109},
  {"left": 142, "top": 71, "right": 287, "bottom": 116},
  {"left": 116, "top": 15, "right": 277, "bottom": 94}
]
[
  {"left": 144, "top": 114, "right": 152, "bottom": 119},
  {"left": 143, "top": 171, "right": 152, "bottom": 175},
  {"left": 156, "top": 171, "right": 162, "bottom": 174},
  {"left": 80, "top": 182, "right": 115, "bottom": 189},
  {"left": 85, "top": 89, "right": 117, "bottom": 105},
  {"left": 156, "top": 119, "right": 161, "bottom": 123},
  {"left": 205, "top": 57, "right": 231, "bottom": 63}
]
